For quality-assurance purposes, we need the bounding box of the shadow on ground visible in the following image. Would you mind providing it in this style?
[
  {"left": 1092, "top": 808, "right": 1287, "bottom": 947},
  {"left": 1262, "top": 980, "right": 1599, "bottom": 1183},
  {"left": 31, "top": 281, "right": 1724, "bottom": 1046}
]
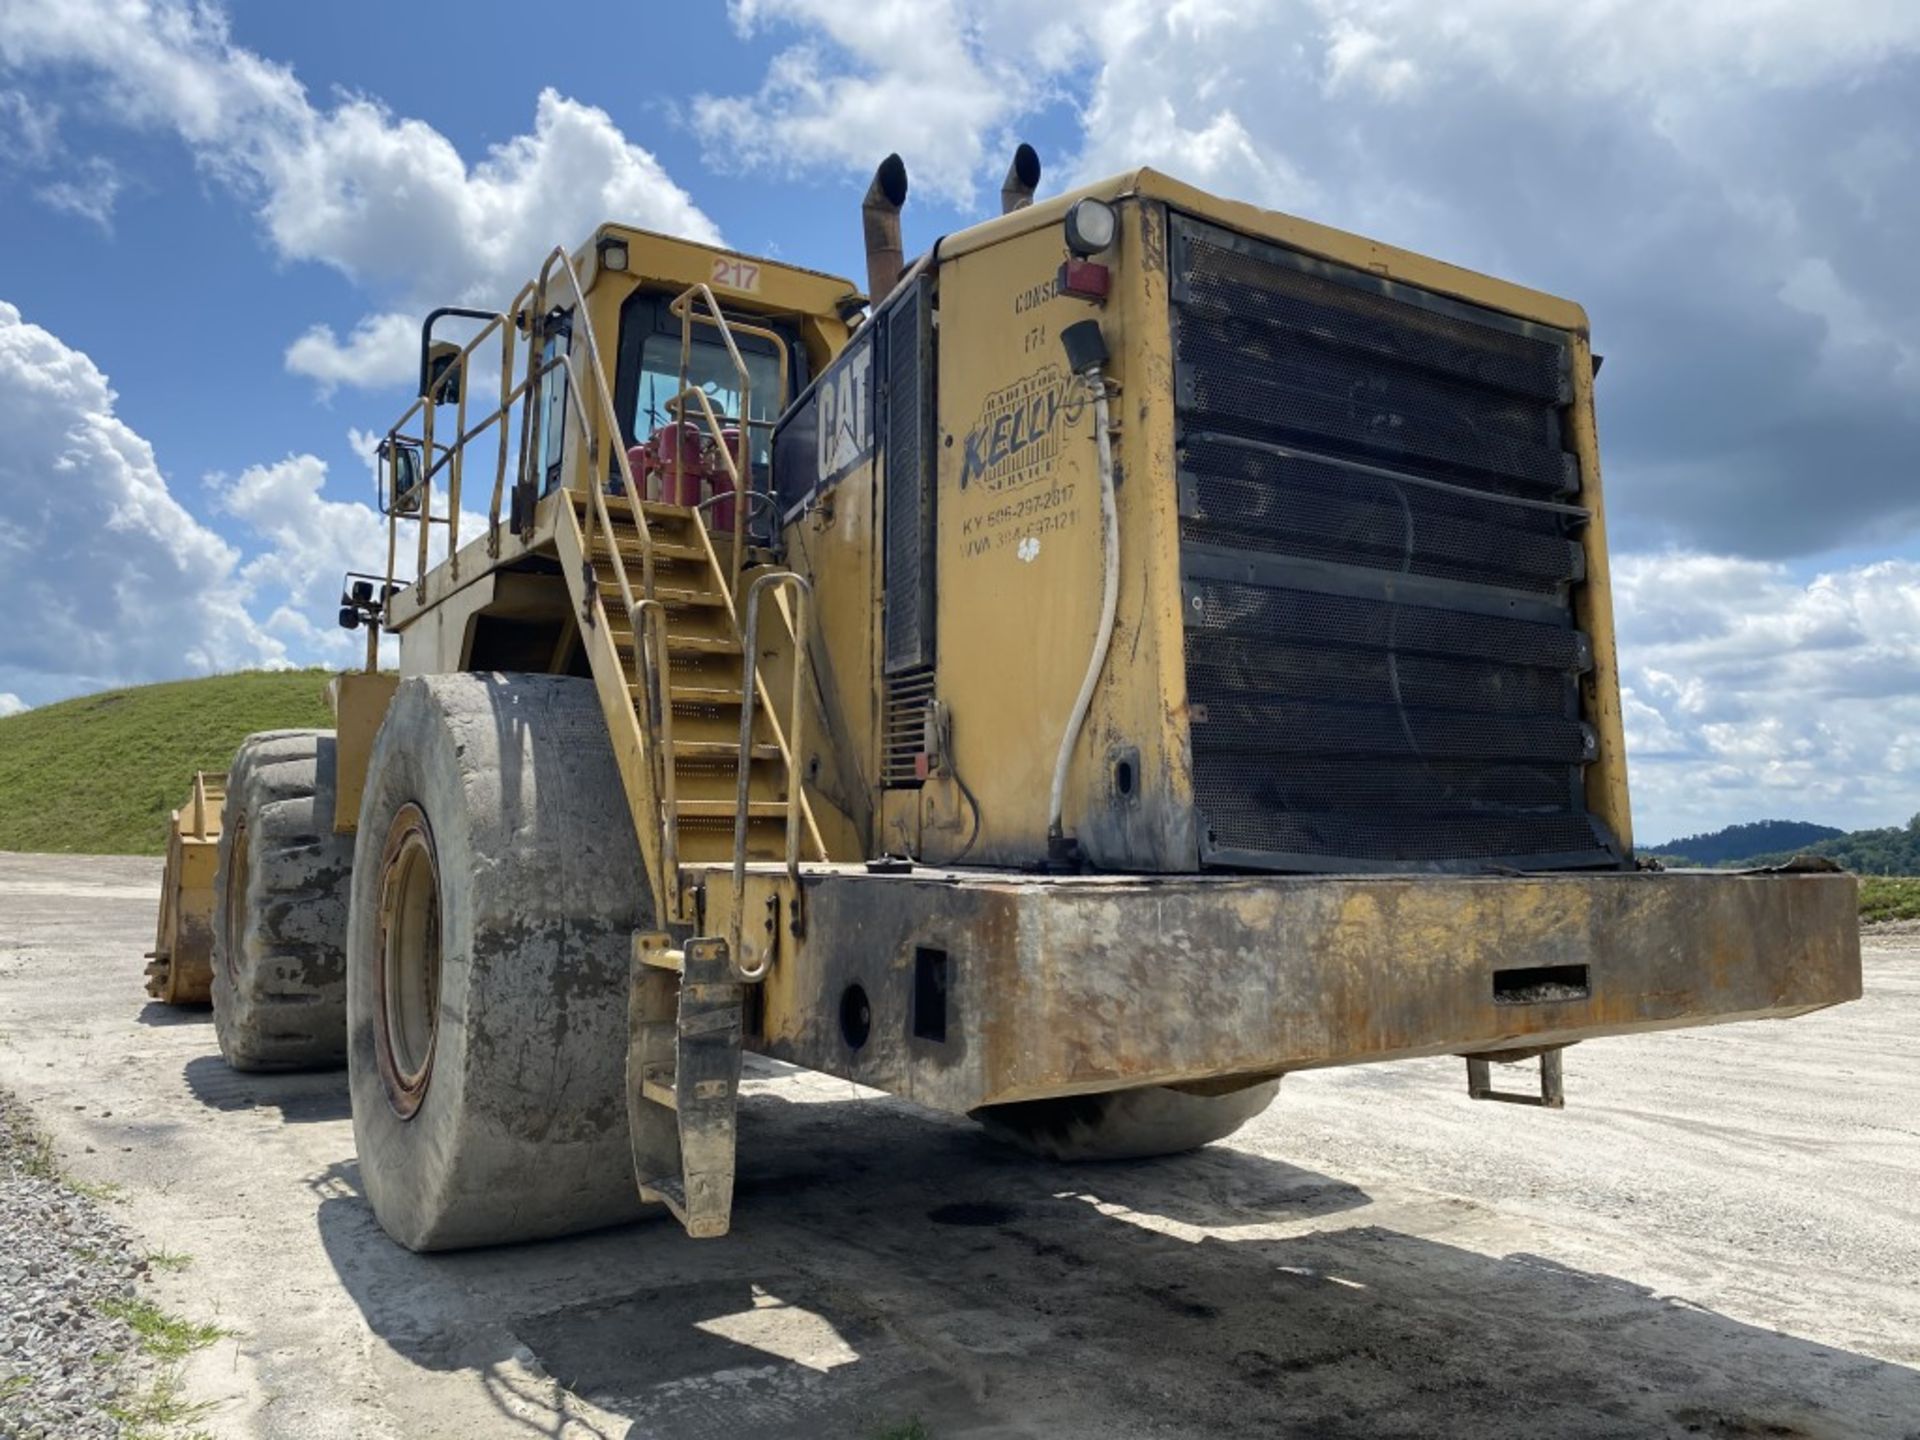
[
  {"left": 137, "top": 1001, "right": 211, "bottom": 1028},
  {"left": 305, "top": 1086, "right": 1920, "bottom": 1440},
  {"left": 183, "top": 1054, "right": 350, "bottom": 1125}
]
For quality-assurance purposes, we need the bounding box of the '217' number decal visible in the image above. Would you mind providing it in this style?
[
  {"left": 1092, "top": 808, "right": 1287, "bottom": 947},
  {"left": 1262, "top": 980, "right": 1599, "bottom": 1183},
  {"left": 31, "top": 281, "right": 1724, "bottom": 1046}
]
[{"left": 711, "top": 257, "right": 761, "bottom": 293}]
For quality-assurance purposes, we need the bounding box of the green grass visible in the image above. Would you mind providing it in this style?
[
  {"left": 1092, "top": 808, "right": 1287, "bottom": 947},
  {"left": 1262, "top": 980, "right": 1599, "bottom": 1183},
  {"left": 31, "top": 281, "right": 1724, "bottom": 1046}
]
[
  {"left": 0, "top": 669, "right": 334, "bottom": 855},
  {"left": 100, "top": 1297, "right": 230, "bottom": 1364},
  {"left": 145, "top": 1249, "right": 192, "bottom": 1273},
  {"left": 871, "top": 1421, "right": 930, "bottom": 1440},
  {"left": 1859, "top": 876, "right": 1920, "bottom": 924},
  {"left": 107, "top": 1368, "right": 215, "bottom": 1440}
]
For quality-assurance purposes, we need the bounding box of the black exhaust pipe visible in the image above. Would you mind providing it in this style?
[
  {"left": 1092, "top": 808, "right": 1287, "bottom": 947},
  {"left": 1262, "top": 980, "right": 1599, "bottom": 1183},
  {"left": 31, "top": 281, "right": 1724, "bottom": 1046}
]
[
  {"left": 1001, "top": 143, "right": 1041, "bottom": 213},
  {"left": 862, "top": 153, "right": 909, "bottom": 304}
]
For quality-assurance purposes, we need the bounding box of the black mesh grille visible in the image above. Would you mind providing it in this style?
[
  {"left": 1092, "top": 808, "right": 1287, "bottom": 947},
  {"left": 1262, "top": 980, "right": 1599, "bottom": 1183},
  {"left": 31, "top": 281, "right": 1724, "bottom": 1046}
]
[
  {"left": 883, "top": 279, "right": 934, "bottom": 675},
  {"left": 1172, "top": 214, "right": 1618, "bottom": 872}
]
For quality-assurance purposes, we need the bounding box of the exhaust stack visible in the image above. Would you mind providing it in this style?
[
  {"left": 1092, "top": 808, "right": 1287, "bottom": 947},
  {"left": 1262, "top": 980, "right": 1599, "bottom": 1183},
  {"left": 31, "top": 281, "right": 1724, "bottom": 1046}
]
[
  {"left": 1001, "top": 143, "right": 1041, "bottom": 213},
  {"left": 862, "top": 153, "right": 910, "bottom": 304}
]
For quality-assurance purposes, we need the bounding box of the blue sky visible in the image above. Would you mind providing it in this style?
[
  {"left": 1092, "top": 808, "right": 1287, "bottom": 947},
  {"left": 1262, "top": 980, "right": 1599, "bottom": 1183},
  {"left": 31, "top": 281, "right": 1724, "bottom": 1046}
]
[{"left": 2, "top": 0, "right": 1919, "bottom": 844}]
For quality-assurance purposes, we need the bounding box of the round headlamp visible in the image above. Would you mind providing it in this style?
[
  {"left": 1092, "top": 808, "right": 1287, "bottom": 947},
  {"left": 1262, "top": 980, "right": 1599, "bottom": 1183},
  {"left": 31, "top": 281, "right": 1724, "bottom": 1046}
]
[{"left": 1064, "top": 198, "right": 1117, "bottom": 257}]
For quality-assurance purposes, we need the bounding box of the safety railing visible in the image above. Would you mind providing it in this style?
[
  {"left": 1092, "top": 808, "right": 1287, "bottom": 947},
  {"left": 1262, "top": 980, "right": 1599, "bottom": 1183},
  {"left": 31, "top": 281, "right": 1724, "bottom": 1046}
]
[
  {"left": 667, "top": 284, "right": 789, "bottom": 601},
  {"left": 374, "top": 246, "right": 828, "bottom": 954},
  {"left": 730, "top": 572, "right": 813, "bottom": 979}
]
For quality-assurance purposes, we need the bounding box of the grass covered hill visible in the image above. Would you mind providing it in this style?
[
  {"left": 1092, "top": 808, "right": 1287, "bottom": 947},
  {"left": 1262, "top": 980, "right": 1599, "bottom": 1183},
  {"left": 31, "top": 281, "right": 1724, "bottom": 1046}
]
[{"left": 0, "top": 670, "right": 334, "bottom": 856}]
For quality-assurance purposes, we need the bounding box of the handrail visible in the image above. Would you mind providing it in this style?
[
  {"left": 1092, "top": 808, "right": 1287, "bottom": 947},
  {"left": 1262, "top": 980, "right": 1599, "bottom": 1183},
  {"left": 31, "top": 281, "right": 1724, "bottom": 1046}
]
[
  {"left": 633, "top": 598, "right": 680, "bottom": 917},
  {"left": 668, "top": 284, "right": 790, "bottom": 601},
  {"left": 372, "top": 246, "right": 833, "bottom": 955},
  {"left": 731, "top": 571, "right": 813, "bottom": 980},
  {"left": 533, "top": 247, "right": 658, "bottom": 597}
]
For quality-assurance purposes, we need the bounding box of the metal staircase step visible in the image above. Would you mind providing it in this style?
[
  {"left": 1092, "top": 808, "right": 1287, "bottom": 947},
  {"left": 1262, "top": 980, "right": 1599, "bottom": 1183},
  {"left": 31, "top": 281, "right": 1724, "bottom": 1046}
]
[
  {"left": 672, "top": 739, "right": 783, "bottom": 763},
  {"left": 607, "top": 627, "right": 741, "bottom": 657},
  {"left": 596, "top": 580, "right": 727, "bottom": 609},
  {"left": 674, "top": 799, "right": 790, "bottom": 821}
]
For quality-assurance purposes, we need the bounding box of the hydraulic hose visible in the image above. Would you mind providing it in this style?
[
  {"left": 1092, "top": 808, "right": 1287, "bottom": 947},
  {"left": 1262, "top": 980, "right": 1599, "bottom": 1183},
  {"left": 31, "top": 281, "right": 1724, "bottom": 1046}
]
[{"left": 1048, "top": 366, "right": 1120, "bottom": 847}]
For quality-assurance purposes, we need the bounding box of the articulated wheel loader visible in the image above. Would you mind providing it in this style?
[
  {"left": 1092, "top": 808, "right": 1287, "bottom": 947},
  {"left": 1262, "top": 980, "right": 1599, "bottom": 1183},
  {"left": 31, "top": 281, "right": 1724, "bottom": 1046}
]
[{"left": 151, "top": 144, "right": 1861, "bottom": 1251}]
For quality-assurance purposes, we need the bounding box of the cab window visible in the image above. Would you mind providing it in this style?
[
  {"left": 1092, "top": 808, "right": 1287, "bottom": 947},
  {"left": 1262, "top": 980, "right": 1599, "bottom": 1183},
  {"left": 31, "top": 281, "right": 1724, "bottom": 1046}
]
[
  {"left": 536, "top": 312, "right": 572, "bottom": 494},
  {"left": 613, "top": 292, "right": 805, "bottom": 477}
]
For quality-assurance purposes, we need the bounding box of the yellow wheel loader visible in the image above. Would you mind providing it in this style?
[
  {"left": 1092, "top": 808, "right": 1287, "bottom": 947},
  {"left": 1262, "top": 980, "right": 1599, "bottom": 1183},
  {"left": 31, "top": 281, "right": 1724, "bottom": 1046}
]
[{"left": 155, "top": 146, "right": 1860, "bottom": 1250}]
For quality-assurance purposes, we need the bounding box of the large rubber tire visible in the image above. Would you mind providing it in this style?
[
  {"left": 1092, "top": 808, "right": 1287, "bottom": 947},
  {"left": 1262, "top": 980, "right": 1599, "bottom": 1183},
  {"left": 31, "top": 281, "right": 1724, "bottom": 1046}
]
[
  {"left": 973, "top": 1077, "right": 1282, "bottom": 1162},
  {"left": 211, "top": 731, "right": 353, "bottom": 1071},
  {"left": 346, "top": 673, "right": 650, "bottom": 1252}
]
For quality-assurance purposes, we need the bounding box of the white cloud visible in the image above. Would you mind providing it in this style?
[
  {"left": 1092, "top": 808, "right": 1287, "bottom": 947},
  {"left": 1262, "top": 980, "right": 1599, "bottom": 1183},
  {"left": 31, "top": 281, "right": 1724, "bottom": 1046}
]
[
  {"left": 694, "top": 0, "right": 1920, "bottom": 560},
  {"left": 692, "top": 0, "right": 1064, "bottom": 204},
  {"left": 0, "top": 2, "right": 721, "bottom": 392},
  {"left": 0, "top": 299, "right": 286, "bottom": 706},
  {"left": 35, "top": 155, "right": 122, "bottom": 230},
  {"left": 0, "top": 86, "right": 57, "bottom": 164},
  {"left": 0, "top": 692, "right": 27, "bottom": 717},
  {"left": 284, "top": 311, "right": 417, "bottom": 394},
  {"left": 1614, "top": 551, "right": 1920, "bottom": 840}
]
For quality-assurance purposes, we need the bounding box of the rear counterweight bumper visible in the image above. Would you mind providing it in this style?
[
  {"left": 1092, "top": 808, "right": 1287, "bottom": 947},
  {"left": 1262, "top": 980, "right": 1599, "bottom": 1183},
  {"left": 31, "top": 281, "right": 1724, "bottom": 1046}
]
[{"left": 739, "top": 867, "right": 1862, "bottom": 1114}]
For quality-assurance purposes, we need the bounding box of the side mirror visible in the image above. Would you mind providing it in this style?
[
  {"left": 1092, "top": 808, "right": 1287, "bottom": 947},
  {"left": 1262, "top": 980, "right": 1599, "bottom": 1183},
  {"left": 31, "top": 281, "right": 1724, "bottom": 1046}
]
[
  {"left": 387, "top": 442, "right": 425, "bottom": 516},
  {"left": 423, "top": 340, "right": 464, "bottom": 406}
]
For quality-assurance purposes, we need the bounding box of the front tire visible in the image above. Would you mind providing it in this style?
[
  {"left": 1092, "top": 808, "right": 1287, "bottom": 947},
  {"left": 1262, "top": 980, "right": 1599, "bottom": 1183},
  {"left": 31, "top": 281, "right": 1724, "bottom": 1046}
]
[
  {"left": 973, "top": 1077, "right": 1281, "bottom": 1162},
  {"left": 347, "top": 673, "right": 650, "bottom": 1252},
  {"left": 211, "top": 731, "right": 353, "bottom": 1071}
]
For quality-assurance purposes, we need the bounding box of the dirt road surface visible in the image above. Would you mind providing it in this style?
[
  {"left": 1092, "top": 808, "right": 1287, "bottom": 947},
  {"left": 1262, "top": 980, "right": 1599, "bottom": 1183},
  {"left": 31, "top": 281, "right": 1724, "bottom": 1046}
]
[{"left": 0, "top": 850, "right": 1915, "bottom": 1439}]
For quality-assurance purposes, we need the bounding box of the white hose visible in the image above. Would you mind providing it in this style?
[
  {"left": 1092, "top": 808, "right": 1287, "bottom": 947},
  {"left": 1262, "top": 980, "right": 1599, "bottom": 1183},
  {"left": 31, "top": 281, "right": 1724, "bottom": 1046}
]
[{"left": 1048, "top": 368, "right": 1120, "bottom": 844}]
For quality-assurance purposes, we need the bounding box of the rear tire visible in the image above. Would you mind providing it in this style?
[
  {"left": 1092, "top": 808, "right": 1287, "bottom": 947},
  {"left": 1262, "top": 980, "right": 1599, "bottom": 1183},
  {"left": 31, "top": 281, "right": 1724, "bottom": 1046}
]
[
  {"left": 973, "top": 1077, "right": 1281, "bottom": 1162},
  {"left": 211, "top": 731, "right": 353, "bottom": 1071},
  {"left": 347, "top": 673, "right": 650, "bottom": 1252}
]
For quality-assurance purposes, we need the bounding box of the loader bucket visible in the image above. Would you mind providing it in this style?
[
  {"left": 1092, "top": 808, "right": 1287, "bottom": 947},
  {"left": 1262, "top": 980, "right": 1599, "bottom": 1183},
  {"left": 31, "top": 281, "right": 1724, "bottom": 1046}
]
[{"left": 144, "top": 771, "right": 225, "bottom": 1005}]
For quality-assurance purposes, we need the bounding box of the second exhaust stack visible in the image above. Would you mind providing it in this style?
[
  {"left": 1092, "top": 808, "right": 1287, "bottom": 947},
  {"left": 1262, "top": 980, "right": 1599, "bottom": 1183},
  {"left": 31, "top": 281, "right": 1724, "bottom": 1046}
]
[
  {"left": 1002, "top": 143, "right": 1041, "bottom": 213},
  {"left": 862, "top": 153, "right": 909, "bottom": 304}
]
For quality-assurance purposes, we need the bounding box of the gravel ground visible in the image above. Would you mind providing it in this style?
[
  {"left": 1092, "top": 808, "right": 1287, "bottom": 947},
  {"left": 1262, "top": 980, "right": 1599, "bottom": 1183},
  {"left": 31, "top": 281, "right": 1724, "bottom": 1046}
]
[
  {"left": 0, "top": 850, "right": 1915, "bottom": 1439},
  {"left": 0, "top": 1091, "right": 151, "bottom": 1440}
]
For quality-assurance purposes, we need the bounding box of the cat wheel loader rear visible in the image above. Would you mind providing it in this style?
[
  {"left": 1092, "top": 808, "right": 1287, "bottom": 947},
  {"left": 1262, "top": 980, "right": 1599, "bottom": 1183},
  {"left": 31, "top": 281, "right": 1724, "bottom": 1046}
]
[{"left": 157, "top": 144, "right": 1860, "bottom": 1249}]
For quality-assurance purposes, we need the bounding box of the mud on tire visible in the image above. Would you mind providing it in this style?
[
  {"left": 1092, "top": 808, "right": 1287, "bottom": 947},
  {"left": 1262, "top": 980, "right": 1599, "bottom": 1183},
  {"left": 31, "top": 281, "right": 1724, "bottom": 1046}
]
[
  {"left": 973, "top": 1077, "right": 1281, "bottom": 1162},
  {"left": 211, "top": 730, "right": 354, "bottom": 1072},
  {"left": 347, "top": 673, "right": 650, "bottom": 1252}
]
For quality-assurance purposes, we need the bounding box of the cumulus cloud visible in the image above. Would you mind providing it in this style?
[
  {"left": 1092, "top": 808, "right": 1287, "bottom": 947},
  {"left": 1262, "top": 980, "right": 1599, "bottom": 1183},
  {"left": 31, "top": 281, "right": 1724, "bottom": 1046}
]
[
  {"left": 283, "top": 311, "right": 418, "bottom": 394},
  {"left": 0, "top": 303, "right": 422, "bottom": 706},
  {"left": 0, "top": 1, "right": 721, "bottom": 391},
  {"left": 0, "top": 693, "right": 27, "bottom": 717},
  {"left": 695, "top": 0, "right": 1920, "bottom": 561},
  {"left": 1614, "top": 552, "right": 1920, "bottom": 839},
  {"left": 0, "top": 299, "right": 285, "bottom": 705},
  {"left": 692, "top": 0, "right": 1065, "bottom": 204}
]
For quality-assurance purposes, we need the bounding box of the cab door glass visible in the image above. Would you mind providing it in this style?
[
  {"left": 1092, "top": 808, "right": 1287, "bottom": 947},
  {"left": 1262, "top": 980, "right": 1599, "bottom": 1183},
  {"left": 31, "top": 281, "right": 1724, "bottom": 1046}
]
[{"left": 537, "top": 314, "right": 572, "bottom": 493}]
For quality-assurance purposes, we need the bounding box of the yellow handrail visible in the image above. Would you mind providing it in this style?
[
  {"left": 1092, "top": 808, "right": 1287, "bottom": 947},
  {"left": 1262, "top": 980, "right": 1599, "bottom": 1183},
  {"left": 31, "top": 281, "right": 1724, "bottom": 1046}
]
[
  {"left": 731, "top": 571, "right": 813, "bottom": 979},
  {"left": 668, "top": 284, "right": 789, "bottom": 601}
]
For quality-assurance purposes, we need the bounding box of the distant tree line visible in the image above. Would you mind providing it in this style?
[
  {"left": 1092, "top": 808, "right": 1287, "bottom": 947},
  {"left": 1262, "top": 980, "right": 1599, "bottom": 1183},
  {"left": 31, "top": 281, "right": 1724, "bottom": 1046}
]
[
  {"left": 1645, "top": 816, "right": 1920, "bottom": 875},
  {"left": 1643, "top": 819, "right": 1844, "bottom": 866}
]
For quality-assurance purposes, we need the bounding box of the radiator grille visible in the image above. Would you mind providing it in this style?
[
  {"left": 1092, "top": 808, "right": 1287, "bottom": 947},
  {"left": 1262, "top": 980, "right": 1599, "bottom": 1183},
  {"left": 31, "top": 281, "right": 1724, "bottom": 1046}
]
[
  {"left": 1172, "top": 214, "right": 1619, "bottom": 872},
  {"left": 883, "top": 278, "right": 936, "bottom": 675}
]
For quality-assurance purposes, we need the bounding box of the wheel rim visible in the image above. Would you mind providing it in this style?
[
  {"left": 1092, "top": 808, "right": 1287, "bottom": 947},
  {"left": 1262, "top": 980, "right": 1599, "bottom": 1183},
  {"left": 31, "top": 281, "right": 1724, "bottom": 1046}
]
[
  {"left": 375, "top": 803, "right": 441, "bottom": 1120},
  {"left": 222, "top": 816, "right": 249, "bottom": 985}
]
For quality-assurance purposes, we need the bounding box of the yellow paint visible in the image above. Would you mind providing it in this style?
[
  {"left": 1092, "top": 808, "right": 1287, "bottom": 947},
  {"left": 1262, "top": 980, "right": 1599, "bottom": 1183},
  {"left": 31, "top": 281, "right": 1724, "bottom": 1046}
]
[{"left": 328, "top": 669, "right": 399, "bottom": 836}]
